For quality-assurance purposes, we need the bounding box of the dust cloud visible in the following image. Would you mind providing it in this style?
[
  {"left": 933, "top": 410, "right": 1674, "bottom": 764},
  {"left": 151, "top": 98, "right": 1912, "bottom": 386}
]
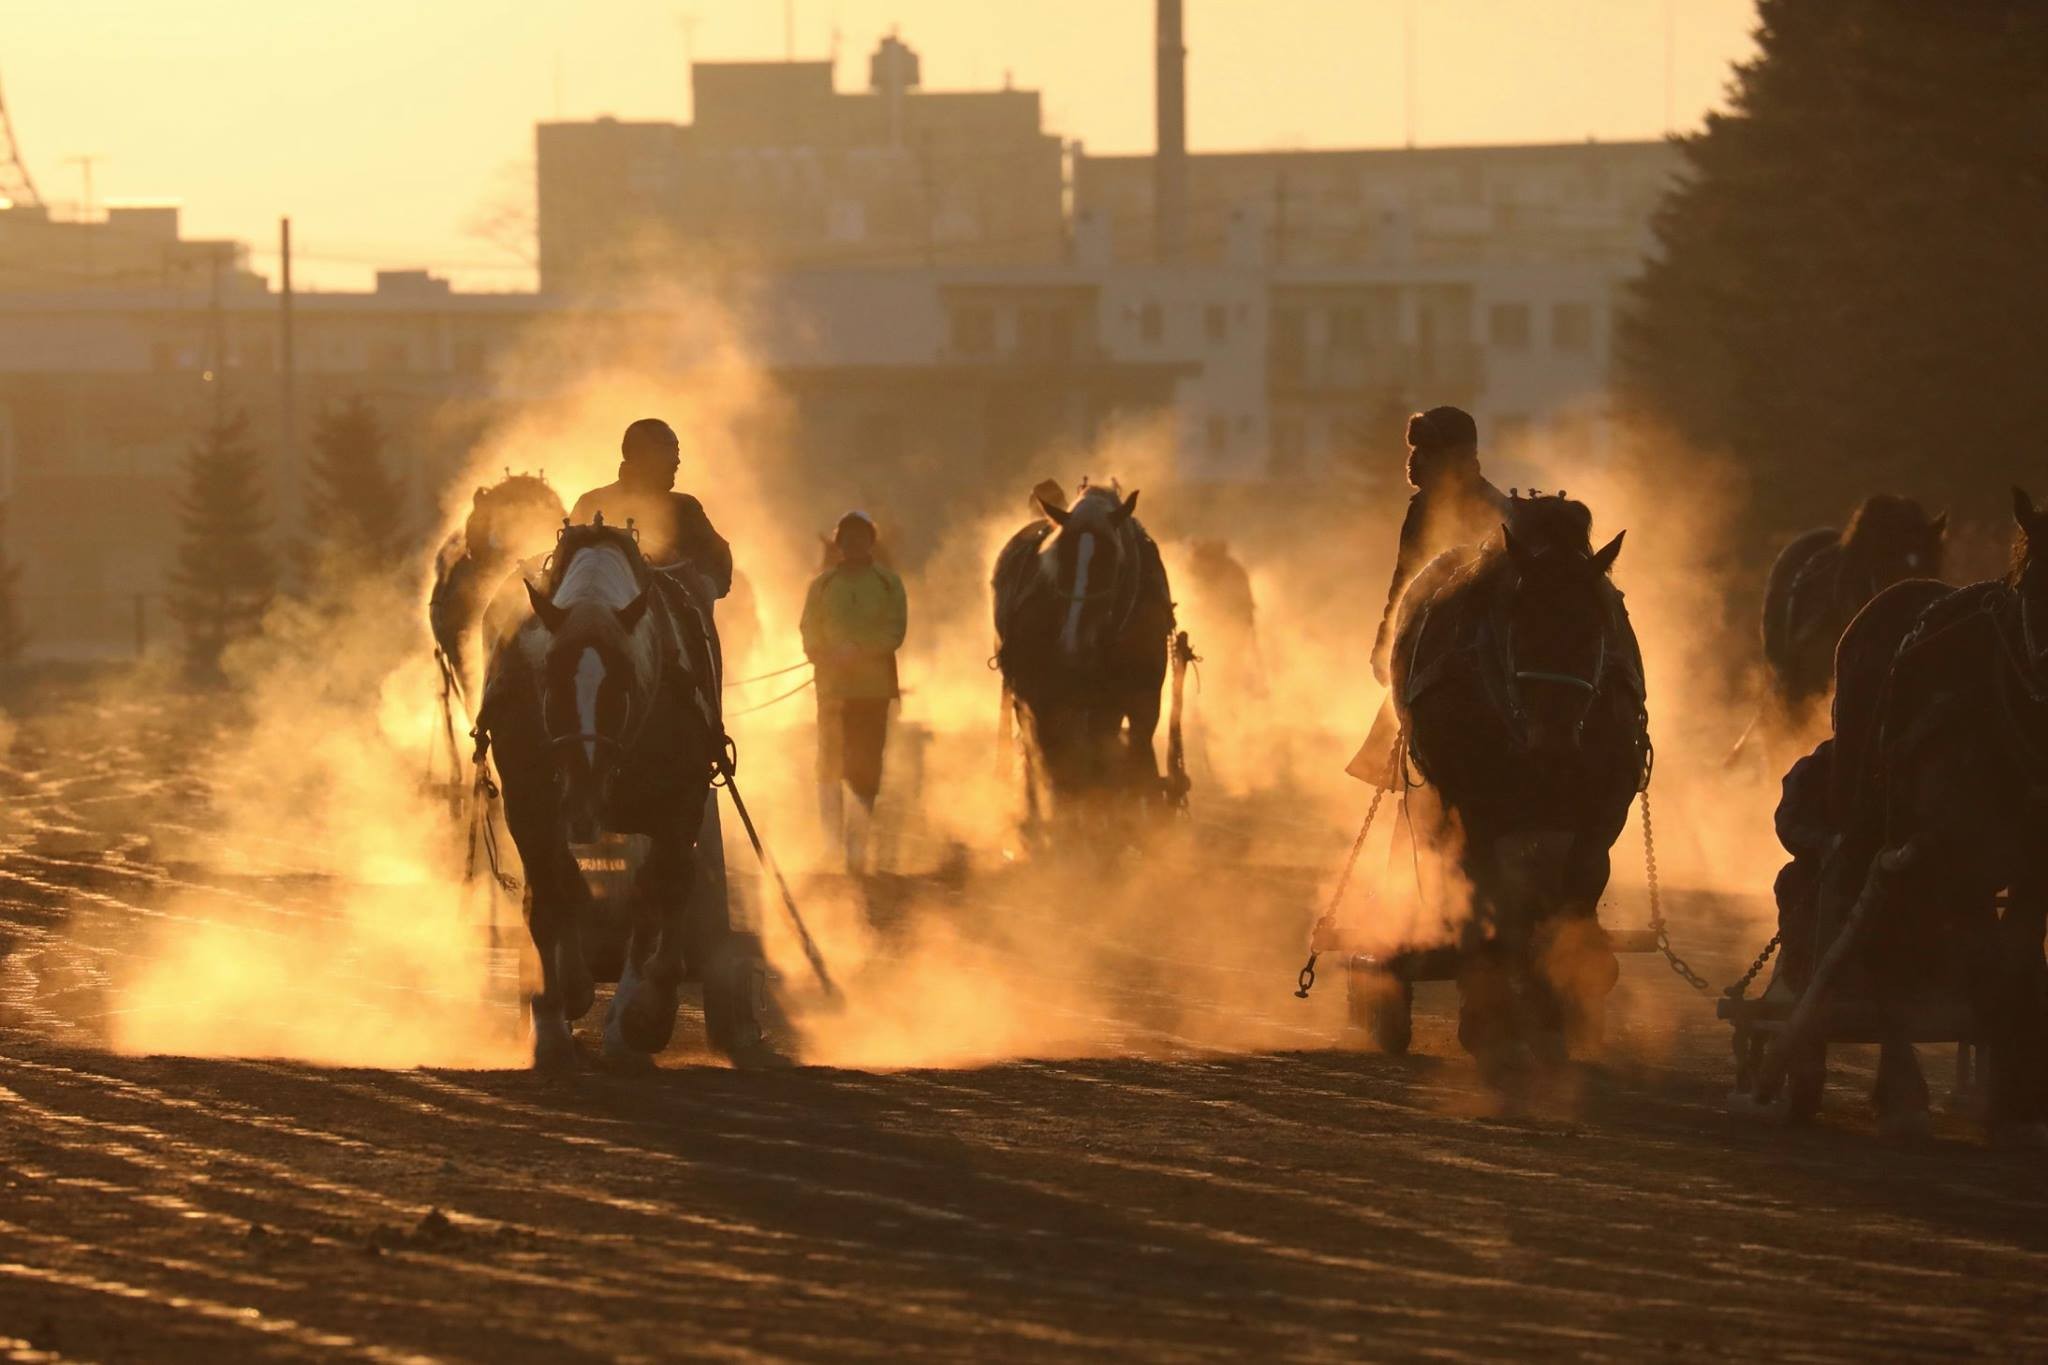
[{"left": 88, "top": 281, "right": 1790, "bottom": 1074}]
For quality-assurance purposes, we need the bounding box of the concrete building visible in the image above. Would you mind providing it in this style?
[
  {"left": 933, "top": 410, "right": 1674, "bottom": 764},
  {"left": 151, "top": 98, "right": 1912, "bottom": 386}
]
[
  {"left": 536, "top": 36, "right": 1066, "bottom": 293},
  {"left": 1075, "top": 140, "right": 1682, "bottom": 478},
  {"left": 0, "top": 200, "right": 262, "bottom": 295}
]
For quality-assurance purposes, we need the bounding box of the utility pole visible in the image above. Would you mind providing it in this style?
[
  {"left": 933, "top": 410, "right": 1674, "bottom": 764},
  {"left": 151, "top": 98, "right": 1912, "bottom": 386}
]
[{"left": 280, "top": 217, "right": 298, "bottom": 530}]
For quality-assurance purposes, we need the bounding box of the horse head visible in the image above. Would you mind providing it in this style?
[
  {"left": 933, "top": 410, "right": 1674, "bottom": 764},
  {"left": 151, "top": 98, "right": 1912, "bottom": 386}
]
[
  {"left": 526, "top": 528, "right": 656, "bottom": 841},
  {"left": 1498, "top": 500, "right": 1625, "bottom": 757},
  {"left": 1843, "top": 493, "right": 1947, "bottom": 590},
  {"left": 467, "top": 471, "right": 566, "bottom": 565},
  {"left": 2010, "top": 487, "right": 2048, "bottom": 678},
  {"left": 1038, "top": 485, "right": 1140, "bottom": 665}
]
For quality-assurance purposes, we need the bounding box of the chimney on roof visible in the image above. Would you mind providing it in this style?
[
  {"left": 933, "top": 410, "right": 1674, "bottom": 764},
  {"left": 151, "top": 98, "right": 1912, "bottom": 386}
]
[{"left": 1154, "top": 0, "right": 1187, "bottom": 265}]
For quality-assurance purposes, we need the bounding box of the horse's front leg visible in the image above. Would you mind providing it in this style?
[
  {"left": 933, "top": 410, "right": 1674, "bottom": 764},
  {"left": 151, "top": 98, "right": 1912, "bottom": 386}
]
[
  {"left": 503, "top": 786, "right": 592, "bottom": 1071},
  {"left": 609, "top": 815, "right": 699, "bottom": 1058}
]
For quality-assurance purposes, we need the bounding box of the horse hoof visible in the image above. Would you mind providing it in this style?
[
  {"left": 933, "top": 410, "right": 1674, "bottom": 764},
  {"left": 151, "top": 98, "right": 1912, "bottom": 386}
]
[
  {"left": 532, "top": 1024, "right": 581, "bottom": 1073},
  {"left": 600, "top": 1037, "right": 659, "bottom": 1074},
  {"left": 1877, "top": 1108, "right": 1935, "bottom": 1144},
  {"left": 619, "top": 983, "right": 681, "bottom": 1055},
  {"left": 726, "top": 1037, "right": 795, "bottom": 1071}
]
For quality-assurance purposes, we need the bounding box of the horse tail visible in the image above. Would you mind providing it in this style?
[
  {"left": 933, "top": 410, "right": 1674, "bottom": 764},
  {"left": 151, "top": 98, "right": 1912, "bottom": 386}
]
[{"left": 1762, "top": 527, "right": 1840, "bottom": 674}]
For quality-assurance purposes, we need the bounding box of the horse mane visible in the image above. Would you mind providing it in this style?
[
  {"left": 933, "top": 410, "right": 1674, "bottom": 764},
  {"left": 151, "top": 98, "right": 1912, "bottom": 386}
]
[
  {"left": 546, "top": 522, "right": 650, "bottom": 598},
  {"left": 1444, "top": 493, "right": 1596, "bottom": 599},
  {"left": 1842, "top": 494, "right": 1936, "bottom": 551}
]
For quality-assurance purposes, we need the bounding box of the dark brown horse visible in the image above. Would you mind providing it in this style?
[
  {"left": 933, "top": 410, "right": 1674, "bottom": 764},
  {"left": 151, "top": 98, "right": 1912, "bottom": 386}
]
[
  {"left": 428, "top": 472, "right": 567, "bottom": 706},
  {"left": 1390, "top": 494, "right": 1646, "bottom": 1068},
  {"left": 1797, "top": 489, "right": 2048, "bottom": 1142},
  {"left": 992, "top": 483, "right": 1177, "bottom": 833},
  {"left": 477, "top": 523, "right": 719, "bottom": 1070},
  {"left": 1758, "top": 495, "right": 1947, "bottom": 728}
]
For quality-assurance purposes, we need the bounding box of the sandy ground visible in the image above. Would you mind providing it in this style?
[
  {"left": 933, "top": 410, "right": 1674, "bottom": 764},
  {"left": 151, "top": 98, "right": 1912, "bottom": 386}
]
[{"left": 3, "top": 699, "right": 2047, "bottom": 1362}]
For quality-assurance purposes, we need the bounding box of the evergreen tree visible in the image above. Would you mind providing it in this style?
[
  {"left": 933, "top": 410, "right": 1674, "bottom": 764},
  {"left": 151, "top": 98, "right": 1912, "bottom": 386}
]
[
  {"left": 304, "top": 396, "right": 407, "bottom": 568},
  {"left": 170, "top": 410, "right": 276, "bottom": 679},
  {"left": 1619, "top": 1, "right": 2048, "bottom": 549}
]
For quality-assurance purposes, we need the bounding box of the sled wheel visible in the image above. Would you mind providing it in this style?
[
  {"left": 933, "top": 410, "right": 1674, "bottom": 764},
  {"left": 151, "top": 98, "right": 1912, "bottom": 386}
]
[{"left": 1349, "top": 968, "right": 1413, "bottom": 1056}]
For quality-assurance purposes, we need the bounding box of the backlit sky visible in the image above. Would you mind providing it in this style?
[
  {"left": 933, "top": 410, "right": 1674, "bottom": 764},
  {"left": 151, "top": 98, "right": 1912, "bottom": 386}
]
[{"left": 7, "top": 0, "right": 1759, "bottom": 291}]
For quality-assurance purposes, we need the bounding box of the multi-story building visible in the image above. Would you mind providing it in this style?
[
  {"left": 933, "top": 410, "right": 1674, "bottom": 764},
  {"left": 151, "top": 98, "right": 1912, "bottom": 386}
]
[
  {"left": 536, "top": 36, "right": 1066, "bottom": 293},
  {"left": 1075, "top": 141, "right": 1682, "bottom": 478}
]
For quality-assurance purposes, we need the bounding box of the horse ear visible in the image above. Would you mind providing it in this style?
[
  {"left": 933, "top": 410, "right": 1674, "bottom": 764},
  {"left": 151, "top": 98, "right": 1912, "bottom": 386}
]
[
  {"left": 1929, "top": 510, "right": 1948, "bottom": 537},
  {"left": 1502, "top": 525, "right": 1529, "bottom": 567},
  {"left": 2014, "top": 487, "right": 2036, "bottom": 527},
  {"left": 1039, "top": 497, "right": 1071, "bottom": 527},
  {"left": 1592, "top": 530, "right": 1626, "bottom": 574},
  {"left": 1114, "top": 490, "right": 1140, "bottom": 523},
  {"left": 525, "top": 580, "right": 567, "bottom": 632},
  {"left": 615, "top": 590, "right": 651, "bottom": 634}
]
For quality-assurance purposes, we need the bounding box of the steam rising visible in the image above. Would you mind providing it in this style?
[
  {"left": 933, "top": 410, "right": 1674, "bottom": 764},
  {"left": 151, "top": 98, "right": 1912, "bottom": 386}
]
[{"left": 81, "top": 290, "right": 1784, "bottom": 1074}]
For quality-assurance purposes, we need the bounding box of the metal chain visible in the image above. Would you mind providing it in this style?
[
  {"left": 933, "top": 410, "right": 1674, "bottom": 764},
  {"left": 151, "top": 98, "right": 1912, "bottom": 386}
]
[
  {"left": 1725, "top": 931, "right": 1780, "bottom": 1000},
  {"left": 1296, "top": 769, "right": 1391, "bottom": 999},
  {"left": 1642, "top": 785, "right": 1711, "bottom": 993}
]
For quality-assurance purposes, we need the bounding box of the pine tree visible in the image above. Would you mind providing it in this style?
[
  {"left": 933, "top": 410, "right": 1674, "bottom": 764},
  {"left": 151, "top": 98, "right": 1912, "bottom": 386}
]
[
  {"left": 170, "top": 410, "right": 277, "bottom": 679},
  {"left": 304, "top": 396, "right": 407, "bottom": 568},
  {"left": 1619, "top": 1, "right": 2048, "bottom": 550}
]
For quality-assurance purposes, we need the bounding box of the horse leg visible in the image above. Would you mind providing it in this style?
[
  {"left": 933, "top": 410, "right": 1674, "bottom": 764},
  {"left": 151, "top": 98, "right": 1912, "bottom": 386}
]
[
  {"left": 1457, "top": 945, "right": 1521, "bottom": 1082},
  {"left": 613, "top": 814, "right": 700, "bottom": 1057},
  {"left": 503, "top": 790, "right": 589, "bottom": 1071},
  {"left": 1983, "top": 880, "right": 2048, "bottom": 1147}
]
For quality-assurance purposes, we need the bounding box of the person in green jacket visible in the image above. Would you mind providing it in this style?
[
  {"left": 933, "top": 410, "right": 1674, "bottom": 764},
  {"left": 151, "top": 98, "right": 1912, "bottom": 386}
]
[{"left": 800, "top": 511, "right": 908, "bottom": 871}]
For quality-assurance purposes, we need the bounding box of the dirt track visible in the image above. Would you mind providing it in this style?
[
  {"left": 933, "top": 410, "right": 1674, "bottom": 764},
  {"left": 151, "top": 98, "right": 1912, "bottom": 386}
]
[{"left": 3, "top": 697, "right": 2047, "bottom": 1361}]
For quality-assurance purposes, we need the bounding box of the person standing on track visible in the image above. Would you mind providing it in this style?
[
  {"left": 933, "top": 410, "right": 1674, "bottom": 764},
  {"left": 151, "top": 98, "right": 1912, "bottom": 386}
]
[
  {"left": 801, "top": 511, "right": 909, "bottom": 873},
  {"left": 1349, "top": 405, "right": 1510, "bottom": 787}
]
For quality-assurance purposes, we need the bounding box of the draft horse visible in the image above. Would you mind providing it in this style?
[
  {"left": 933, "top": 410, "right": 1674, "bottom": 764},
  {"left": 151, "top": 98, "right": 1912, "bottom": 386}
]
[
  {"left": 992, "top": 483, "right": 1177, "bottom": 835},
  {"left": 477, "top": 522, "right": 720, "bottom": 1069},
  {"left": 1389, "top": 494, "right": 1646, "bottom": 1070}
]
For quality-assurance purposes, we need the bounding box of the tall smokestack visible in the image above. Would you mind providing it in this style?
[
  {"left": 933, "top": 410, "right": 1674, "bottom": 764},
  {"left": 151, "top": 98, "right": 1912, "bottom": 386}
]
[{"left": 1154, "top": 0, "right": 1187, "bottom": 264}]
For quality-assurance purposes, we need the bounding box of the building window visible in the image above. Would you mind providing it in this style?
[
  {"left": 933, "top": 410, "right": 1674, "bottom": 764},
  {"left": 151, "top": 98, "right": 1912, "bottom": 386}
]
[
  {"left": 1552, "top": 302, "right": 1593, "bottom": 352},
  {"left": 1204, "top": 303, "right": 1228, "bottom": 345},
  {"left": 950, "top": 304, "right": 995, "bottom": 356},
  {"left": 1330, "top": 306, "right": 1368, "bottom": 349},
  {"left": 1139, "top": 300, "right": 1163, "bottom": 345},
  {"left": 1205, "top": 415, "right": 1228, "bottom": 457},
  {"left": 1271, "top": 307, "right": 1306, "bottom": 379},
  {"left": 1018, "top": 307, "right": 1076, "bottom": 362},
  {"left": 1271, "top": 417, "right": 1306, "bottom": 477},
  {"left": 1490, "top": 303, "right": 1531, "bottom": 351}
]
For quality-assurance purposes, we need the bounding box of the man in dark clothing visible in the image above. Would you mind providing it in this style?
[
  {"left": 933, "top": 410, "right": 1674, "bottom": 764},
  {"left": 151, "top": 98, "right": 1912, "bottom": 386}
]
[
  {"left": 1767, "top": 738, "right": 1836, "bottom": 1000},
  {"left": 569, "top": 418, "right": 732, "bottom": 729},
  {"left": 1348, "top": 406, "right": 1509, "bottom": 787},
  {"left": 1369, "top": 406, "right": 1510, "bottom": 685},
  {"left": 571, "top": 418, "right": 733, "bottom": 598}
]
